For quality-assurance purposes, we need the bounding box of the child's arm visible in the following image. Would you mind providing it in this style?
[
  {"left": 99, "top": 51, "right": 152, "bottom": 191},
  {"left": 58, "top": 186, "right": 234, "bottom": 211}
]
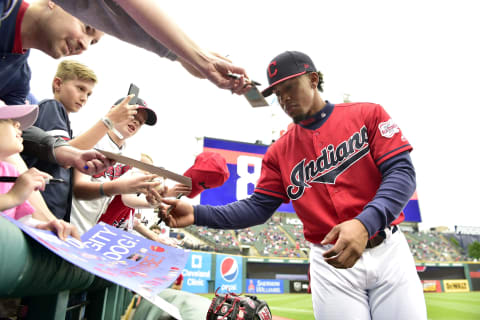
[
  {"left": 0, "top": 168, "right": 50, "bottom": 212},
  {"left": 68, "top": 96, "right": 138, "bottom": 150},
  {"left": 73, "top": 169, "right": 161, "bottom": 200},
  {"left": 5, "top": 154, "right": 59, "bottom": 222},
  {"left": 18, "top": 215, "right": 81, "bottom": 240},
  {"left": 132, "top": 219, "right": 179, "bottom": 247},
  {"left": 165, "top": 183, "right": 192, "bottom": 198},
  {"left": 121, "top": 186, "right": 164, "bottom": 209}
]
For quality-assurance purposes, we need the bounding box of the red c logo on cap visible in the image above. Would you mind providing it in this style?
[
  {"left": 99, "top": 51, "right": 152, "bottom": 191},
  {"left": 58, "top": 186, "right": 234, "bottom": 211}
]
[{"left": 268, "top": 61, "right": 278, "bottom": 78}]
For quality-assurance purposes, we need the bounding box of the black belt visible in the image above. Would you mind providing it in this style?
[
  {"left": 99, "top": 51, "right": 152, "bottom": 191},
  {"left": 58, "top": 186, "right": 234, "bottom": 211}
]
[{"left": 366, "top": 225, "right": 398, "bottom": 249}]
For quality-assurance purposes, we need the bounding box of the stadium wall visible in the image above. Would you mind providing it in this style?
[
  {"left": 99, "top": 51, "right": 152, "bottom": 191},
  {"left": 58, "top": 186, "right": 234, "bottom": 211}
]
[{"left": 181, "top": 251, "right": 480, "bottom": 294}]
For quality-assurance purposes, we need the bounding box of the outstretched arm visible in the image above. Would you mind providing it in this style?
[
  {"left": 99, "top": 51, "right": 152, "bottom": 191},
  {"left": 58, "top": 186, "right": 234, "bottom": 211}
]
[
  {"left": 161, "top": 192, "right": 283, "bottom": 229},
  {"left": 56, "top": 0, "right": 251, "bottom": 94},
  {"left": 21, "top": 126, "right": 114, "bottom": 175}
]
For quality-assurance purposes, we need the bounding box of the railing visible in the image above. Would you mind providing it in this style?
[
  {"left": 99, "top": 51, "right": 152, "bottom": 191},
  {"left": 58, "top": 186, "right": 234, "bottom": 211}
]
[{"left": 0, "top": 217, "right": 132, "bottom": 320}]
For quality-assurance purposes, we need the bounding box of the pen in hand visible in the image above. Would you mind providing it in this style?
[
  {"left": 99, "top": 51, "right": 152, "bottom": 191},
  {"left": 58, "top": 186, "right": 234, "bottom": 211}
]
[
  {"left": 227, "top": 72, "right": 261, "bottom": 86},
  {"left": 0, "top": 176, "right": 65, "bottom": 184}
]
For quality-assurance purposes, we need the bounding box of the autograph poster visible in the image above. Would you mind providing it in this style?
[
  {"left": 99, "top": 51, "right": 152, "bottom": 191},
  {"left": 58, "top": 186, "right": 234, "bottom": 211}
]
[{"left": 3, "top": 217, "right": 189, "bottom": 319}]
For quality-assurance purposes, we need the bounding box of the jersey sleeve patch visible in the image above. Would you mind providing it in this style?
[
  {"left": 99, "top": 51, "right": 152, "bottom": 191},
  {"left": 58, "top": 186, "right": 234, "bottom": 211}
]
[{"left": 378, "top": 119, "right": 400, "bottom": 138}]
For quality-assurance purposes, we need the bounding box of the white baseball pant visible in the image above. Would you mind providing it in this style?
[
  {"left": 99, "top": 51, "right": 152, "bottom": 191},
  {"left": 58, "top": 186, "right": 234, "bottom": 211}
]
[{"left": 309, "top": 229, "right": 427, "bottom": 320}]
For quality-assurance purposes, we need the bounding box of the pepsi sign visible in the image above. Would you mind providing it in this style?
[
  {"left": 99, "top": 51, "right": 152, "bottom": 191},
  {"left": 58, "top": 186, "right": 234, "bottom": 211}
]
[
  {"left": 215, "top": 254, "right": 243, "bottom": 293},
  {"left": 220, "top": 257, "right": 239, "bottom": 282}
]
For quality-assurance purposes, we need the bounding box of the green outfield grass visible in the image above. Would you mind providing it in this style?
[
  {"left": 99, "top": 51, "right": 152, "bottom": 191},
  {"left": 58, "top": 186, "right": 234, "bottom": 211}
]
[
  {"left": 425, "top": 292, "right": 480, "bottom": 320},
  {"left": 199, "top": 291, "right": 480, "bottom": 320}
]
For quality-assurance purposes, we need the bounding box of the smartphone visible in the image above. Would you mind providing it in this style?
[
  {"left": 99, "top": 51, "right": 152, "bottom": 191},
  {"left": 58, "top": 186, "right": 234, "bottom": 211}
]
[
  {"left": 128, "top": 83, "right": 139, "bottom": 105},
  {"left": 111, "top": 83, "right": 139, "bottom": 140}
]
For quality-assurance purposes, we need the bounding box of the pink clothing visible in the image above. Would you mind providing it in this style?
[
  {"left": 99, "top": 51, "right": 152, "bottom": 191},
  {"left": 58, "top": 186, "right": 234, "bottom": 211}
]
[{"left": 0, "top": 161, "right": 34, "bottom": 219}]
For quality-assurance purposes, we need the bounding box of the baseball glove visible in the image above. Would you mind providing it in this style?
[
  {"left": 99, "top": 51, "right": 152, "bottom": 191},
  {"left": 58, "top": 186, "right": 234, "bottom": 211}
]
[{"left": 206, "top": 289, "right": 272, "bottom": 320}]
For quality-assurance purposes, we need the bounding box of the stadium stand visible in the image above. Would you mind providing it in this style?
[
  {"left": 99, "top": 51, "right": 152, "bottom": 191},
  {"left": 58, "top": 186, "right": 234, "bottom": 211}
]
[
  {"left": 184, "top": 226, "right": 241, "bottom": 254},
  {"left": 182, "top": 213, "right": 478, "bottom": 262}
]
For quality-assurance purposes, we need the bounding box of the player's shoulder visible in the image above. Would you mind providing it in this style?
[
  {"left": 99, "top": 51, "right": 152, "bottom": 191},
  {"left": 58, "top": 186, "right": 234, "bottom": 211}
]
[
  {"left": 334, "top": 101, "right": 382, "bottom": 110},
  {"left": 334, "top": 102, "right": 385, "bottom": 117}
]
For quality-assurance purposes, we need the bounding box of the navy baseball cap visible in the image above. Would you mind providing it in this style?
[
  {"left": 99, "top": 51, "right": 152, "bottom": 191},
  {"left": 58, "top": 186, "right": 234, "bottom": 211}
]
[
  {"left": 262, "top": 51, "right": 317, "bottom": 97},
  {"left": 114, "top": 97, "right": 157, "bottom": 126}
]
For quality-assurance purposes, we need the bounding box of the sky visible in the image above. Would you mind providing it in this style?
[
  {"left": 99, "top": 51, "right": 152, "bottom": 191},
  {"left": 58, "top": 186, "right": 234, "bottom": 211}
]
[{"left": 27, "top": 0, "right": 479, "bottom": 231}]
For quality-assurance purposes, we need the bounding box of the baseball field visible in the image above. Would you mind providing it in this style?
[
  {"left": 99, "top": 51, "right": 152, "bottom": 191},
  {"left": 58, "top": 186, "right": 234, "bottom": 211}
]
[{"left": 200, "top": 292, "right": 480, "bottom": 319}]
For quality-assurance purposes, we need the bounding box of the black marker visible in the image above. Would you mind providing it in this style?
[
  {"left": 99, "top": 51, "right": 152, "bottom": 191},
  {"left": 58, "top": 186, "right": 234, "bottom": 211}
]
[
  {"left": 227, "top": 73, "right": 261, "bottom": 86},
  {"left": 0, "top": 176, "right": 65, "bottom": 184}
]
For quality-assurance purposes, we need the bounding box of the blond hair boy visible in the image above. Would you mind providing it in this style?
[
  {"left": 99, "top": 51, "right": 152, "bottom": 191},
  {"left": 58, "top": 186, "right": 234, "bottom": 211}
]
[{"left": 21, "top": 60, "right": 138, "bottom": 220}]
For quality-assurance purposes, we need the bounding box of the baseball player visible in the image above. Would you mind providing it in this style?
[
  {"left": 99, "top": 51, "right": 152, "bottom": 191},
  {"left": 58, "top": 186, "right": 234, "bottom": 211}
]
[{"left": 161, "top": 51, "right": 427, "bottom": 319}]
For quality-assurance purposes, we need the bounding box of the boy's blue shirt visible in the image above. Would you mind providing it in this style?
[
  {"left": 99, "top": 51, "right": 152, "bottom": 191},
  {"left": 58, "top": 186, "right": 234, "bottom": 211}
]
[
  {"left": 0, "top": 0, "right": 31, "bottom": 105},
  {"left": 21, "top": 99, "right": 74, "bottom": 221}
]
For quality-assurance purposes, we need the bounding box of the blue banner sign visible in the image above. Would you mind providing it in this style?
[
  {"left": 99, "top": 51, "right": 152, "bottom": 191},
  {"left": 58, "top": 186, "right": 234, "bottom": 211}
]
[
  {"left": 201, "top": 137, "right": 294, "bottom": 213},
  {"left": 182, "top": 252, "right": 212, "bottom": 293},
  {"left": 2, "top": 216, "right": 189, "bottom": 298}
]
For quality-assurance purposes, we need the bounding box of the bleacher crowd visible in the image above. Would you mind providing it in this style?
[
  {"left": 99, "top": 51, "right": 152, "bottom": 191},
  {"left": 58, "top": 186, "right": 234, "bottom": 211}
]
[{"left": 180, "top": 214, "right": 478, "bottom": 262}]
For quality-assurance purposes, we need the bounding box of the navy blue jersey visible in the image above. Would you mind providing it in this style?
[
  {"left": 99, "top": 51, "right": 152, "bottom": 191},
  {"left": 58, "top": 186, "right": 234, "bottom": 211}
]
[
  {"left": 22, "top": 99, "right": 73, "bottom": 220},
  {"left": 0, "top": 0, "right": 31, "bottom": 105}
]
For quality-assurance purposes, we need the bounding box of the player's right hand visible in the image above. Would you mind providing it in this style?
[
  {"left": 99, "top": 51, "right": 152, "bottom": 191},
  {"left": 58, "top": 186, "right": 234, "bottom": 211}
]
[
  {"left": 159, "top": 197, "right": 195, "bottom": 228},
  {"left": 8, "top": 168, "right": 51, "bottom": 206}
]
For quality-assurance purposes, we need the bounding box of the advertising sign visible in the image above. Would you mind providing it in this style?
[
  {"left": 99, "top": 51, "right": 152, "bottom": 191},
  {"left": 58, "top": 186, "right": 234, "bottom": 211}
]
[
  {"left": 246, "top": 279, "right": 284, "bottom": 294},
  {"left": 289, "top": 280, "right": 310, "bottom": 293},
  {"left": 421, "top": 280, "right": 440, "bottom": 292},
  {"left": 182, "top": 252, "right": 212, "bottom": 293},
  {"left": 443, "top": 279, "right": 470, "bottom": 293},
  {"left": 215, "top": 254, "right": 243, "bottom": 293}
]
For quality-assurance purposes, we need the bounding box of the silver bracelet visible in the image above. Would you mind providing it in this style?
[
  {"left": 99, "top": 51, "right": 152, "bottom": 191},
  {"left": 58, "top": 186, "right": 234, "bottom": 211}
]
[{"left": 101, "top": 116, "right": 114, "bottom": 130}]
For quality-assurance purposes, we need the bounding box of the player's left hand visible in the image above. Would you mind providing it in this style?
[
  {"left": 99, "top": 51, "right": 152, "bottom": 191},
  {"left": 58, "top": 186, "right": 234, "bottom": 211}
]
[
  {"left": 35, "top": 219, "right": 81, "bottom": 241},
  {"left": 321, "top": 219, "right": 369, "bottom": 269}
]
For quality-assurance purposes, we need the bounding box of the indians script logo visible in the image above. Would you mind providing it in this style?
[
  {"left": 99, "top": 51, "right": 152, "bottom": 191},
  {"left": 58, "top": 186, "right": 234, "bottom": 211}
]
[
  {"left": 220, "top": 257, "right": 238, "bottom": 282},
  {"left": 287, "top": 126, "right": 369, "bottom": 200}
]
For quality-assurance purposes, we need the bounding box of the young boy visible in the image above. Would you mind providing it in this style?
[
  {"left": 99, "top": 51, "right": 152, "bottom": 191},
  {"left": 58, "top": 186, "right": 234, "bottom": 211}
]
[
  {"left": 0, "top": 103, "right": 78, "bottom": 240},
  {"left": 21, "top": 60, "right": 139, "bottom": 221},
  {"left": 71, "top": 96, "right": 161, "bottom": 235}
]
